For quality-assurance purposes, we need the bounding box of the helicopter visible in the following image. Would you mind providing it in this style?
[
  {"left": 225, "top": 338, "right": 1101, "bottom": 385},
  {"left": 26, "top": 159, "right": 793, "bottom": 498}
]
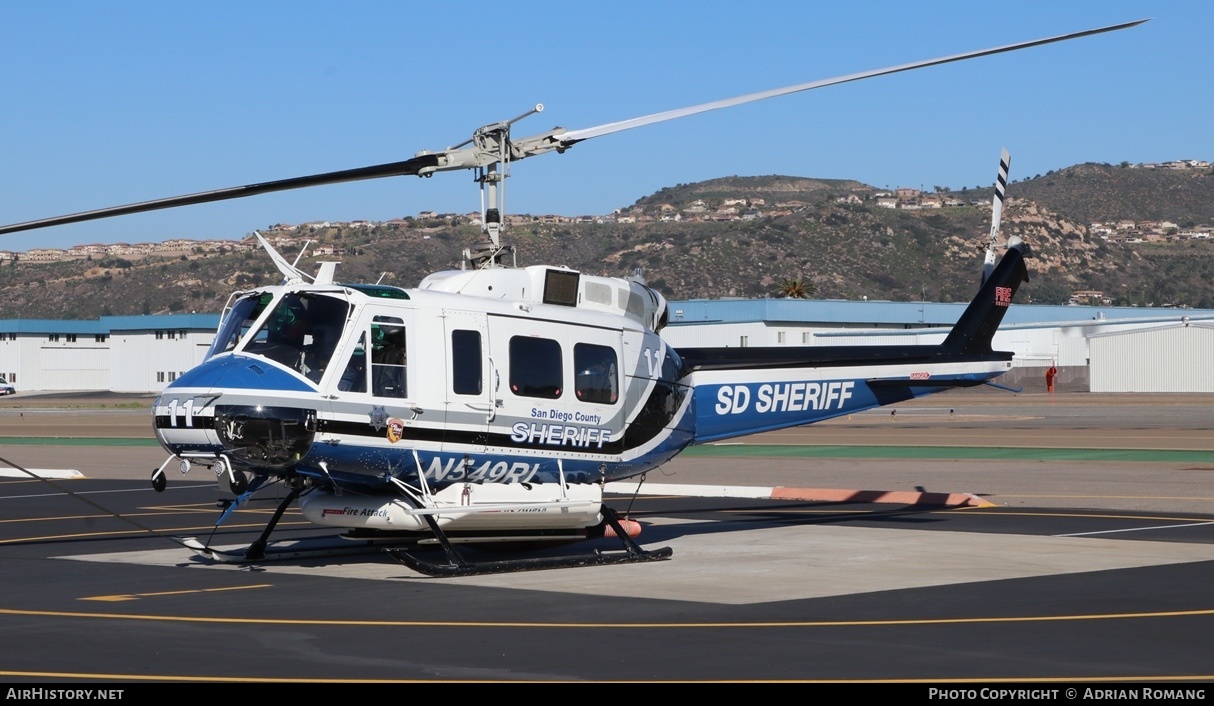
[{"left": 0, "top": 19, "right": 1144, "bottom": 576}]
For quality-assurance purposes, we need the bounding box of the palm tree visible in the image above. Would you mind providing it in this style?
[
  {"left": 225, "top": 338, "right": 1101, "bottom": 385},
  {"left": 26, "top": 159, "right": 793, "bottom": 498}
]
[{"left": 775, "top": 277, "right": 814, "bottom": 299}]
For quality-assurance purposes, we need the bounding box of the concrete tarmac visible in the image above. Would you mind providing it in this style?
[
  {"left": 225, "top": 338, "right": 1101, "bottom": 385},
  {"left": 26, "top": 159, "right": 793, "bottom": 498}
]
[{"left": 4, "top": 389, "right": 1214, "bottom": 681}]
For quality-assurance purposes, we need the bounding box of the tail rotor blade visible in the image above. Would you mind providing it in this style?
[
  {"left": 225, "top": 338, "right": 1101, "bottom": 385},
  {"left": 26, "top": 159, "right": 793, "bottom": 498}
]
[{"left": 981, "top": 148, "right": 1011, "bottom": 287}]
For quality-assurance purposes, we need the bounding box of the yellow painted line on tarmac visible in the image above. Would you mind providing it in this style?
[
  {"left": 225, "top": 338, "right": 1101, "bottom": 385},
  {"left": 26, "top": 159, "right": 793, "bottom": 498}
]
[
  {"left": 0, "top": 504, "right": 272, "bottom": 524},
  {"left": 2, "top": 605, "right": 1214, "bottom": 629},
  {"left": 0, "top": 520, "right": 311, "bottom": 544},
  {"left": 999, "top": 493, "right": 1214, "bottom": 503},
  {"left": 956, "top": 511, "right": 1214, "bottom": 528},
  {"left": 0, "top": 504, "right": 302, "bottom": 525},
  {"left": 81, "top": 584, "right": 273, "bottom": 602}
]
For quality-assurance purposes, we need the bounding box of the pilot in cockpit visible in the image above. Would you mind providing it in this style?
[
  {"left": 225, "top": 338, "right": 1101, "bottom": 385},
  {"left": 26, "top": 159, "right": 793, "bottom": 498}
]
[
  {"left": 302, "top": 324, "right": 339, "bottom": 383},
  {"left": 256, "top": 300, "right": 313, "bottom": 369}
]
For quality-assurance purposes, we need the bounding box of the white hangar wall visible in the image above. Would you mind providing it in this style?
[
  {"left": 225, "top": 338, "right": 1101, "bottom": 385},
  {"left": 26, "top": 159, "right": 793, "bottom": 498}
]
[
  {"left": 108, "top": 329, "right": 214, "bottom": 393},
  {"left": 36, "top": 342, "right": 110, "bottom": 391},
  {"left": 1090, "top": 324, "right": 1214, "bottom": 393},
  {"left": 0, "top": 314, "right": 221, "bottom": 394},
  {"left": 0, "top": 323, "right": 110, "bottom": 391},
  {"left": 0, "top": 336, "right": 110, "bottom": 391}
]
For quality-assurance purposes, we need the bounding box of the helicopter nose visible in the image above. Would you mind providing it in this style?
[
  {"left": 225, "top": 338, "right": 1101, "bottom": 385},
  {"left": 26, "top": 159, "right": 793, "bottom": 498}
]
[
  {"left": 153, "top": 354, "right": 319, "bottom": 469},
  {"left": 213, "top": 404, "right": 316, "bottom": 470}
]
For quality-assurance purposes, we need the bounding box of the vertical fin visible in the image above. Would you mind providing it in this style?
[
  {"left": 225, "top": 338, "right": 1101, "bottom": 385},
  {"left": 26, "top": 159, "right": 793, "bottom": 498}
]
[
  {"left": 980, "top": 148, "right": 1011, "bottom": 287},
  {"left": 944, "top": 236, "right": 1030, "bottom": 355}
]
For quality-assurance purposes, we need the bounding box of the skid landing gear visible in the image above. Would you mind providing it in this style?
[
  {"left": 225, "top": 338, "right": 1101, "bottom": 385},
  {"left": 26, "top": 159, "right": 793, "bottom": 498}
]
[
  {"left": 385, "top": 505, "right": 673, "bottom": 577},
  {"left": 182, "top": 486, "right": 304, "bottom": 563}
]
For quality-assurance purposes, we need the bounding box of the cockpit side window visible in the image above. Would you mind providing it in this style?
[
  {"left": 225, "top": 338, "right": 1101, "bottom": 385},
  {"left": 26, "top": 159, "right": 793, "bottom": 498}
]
[
  {"left": 337, "top": 332, "right": 368, "bottom": 393},
  {"left": 242, "top": 292, "right": 351, "bottom": 382},
  {"left": 370, "top": 323, "right": 407, "bottom": 398}
]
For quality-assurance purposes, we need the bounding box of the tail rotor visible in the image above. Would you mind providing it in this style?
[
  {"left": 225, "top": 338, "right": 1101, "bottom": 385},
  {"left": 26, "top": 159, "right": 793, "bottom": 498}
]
[{"left": 980, "top": 148, "right": 1011, "bottom": 288}]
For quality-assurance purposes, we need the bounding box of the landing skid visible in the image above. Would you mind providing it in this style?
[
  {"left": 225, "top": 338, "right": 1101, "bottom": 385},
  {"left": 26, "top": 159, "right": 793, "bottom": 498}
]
[
  {"left": 181, "top": 535, "right": 386, "bottom": 563},
  {"left": 181, "top": 481, "right": 672, "bottom": 575},
  {"left": 384, "top": 505, "right": 672, "bottom": 577}
]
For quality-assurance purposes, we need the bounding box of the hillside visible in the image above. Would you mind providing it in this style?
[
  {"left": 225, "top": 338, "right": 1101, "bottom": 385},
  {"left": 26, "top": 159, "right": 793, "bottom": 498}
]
[
  {"left": 1011, "top": 162, "right": 1214, "bottom": 224},
  {"left": 632, "top": 175, "right": 874, "bottom": 210},
  {"left": 2, "top": 161, "right": 1213, "bottom": 319}
]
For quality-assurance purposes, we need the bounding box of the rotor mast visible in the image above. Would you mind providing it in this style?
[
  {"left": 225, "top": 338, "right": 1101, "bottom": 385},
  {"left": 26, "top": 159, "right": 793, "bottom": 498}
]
[{"left": 460, "top": 104, "right": 545, "bottom": 269}]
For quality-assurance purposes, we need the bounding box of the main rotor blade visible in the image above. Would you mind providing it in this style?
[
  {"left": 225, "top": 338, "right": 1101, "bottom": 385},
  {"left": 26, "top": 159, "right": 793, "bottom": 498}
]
[
  {"left": 0, "top": 154, "right": 440, "bottom": 236},
  {"left": 0, "top": 18, "right": 1146, "bottom": 238},
  {"left": 554, "top": 19, "right": 1148, "bottom": 145}
]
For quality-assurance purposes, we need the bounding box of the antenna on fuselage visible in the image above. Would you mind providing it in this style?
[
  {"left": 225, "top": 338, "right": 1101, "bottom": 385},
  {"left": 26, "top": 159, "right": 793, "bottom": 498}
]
[
  {"left": 291, "top": 239, "right": 312, "bottom": 269},
  {"left": 256, "top": 232, "right": 311, "bottom": 285}
]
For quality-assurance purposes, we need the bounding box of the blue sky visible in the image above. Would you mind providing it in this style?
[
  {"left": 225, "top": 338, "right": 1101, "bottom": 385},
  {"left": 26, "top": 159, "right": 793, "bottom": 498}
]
[{"left": 0, "top": 1, "right": 1205, "bottom": 252}]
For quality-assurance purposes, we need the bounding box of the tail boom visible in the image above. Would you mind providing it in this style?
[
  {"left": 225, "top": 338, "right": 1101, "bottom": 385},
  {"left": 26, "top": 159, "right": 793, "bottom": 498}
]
[
  {"left": 677, "top": 240, "right": 1029, "bottom": 443},
  {"left": 685, "top": 356, "right": 1010, "bottom": 443}
]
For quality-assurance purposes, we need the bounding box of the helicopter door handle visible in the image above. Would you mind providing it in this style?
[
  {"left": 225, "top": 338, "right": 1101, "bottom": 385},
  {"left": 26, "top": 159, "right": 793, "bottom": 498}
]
[{"left": 486, "top": 357, "right": 498, "bottom": 423}]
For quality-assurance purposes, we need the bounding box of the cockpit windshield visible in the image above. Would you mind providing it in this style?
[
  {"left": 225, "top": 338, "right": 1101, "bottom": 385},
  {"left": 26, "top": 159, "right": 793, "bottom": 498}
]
[
  {"left": 241, "top": 292, "right": 352, "bottom": 383},
  {"left": 205, "top": 292, "right": 273, "bottom": 361}
]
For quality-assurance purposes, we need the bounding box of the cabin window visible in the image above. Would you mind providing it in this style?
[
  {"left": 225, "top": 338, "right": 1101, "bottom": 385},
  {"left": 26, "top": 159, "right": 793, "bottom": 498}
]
[
  {"left": 451, "top": 330, "right": 482, "bottom": 395},
  {"left": 337, "top": 332, "right": 368, "bottom": 393},
  {"left": 509, "top": 336, "right": 562, "bottom": 399},
  {"left": 243, "top": 292, "right": 351, "bottom": 382},
  {"left": 370, "top": 324, "right": 407, "bottom": 398},
  {"left": 574, "top": 343, "right": 618, "bottom": 404}
]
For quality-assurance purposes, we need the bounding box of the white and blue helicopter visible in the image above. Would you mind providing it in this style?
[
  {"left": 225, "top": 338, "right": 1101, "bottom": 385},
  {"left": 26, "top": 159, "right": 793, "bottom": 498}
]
[{"left": 0, "top": 20, "right": 1143, "bottom": 575}]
